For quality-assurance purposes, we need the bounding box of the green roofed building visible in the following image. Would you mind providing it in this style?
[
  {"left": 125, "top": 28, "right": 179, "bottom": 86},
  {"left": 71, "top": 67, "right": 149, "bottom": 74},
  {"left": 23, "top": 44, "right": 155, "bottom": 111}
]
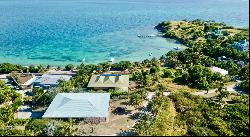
[
  {"left": 42, "top": 93, "right": 110, "bottom": 122},
  {"left": 87, "top": 74, "right": 129, "bottom": 92}
]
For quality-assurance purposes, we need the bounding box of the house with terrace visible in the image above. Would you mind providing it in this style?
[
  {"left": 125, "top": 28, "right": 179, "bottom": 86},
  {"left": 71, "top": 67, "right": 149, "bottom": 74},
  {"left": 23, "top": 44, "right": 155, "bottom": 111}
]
[
  {"left": 87, "top": 74, "right": 129, "bottom": 92},
  {"left": 42, "top": 93, "right": 110, "bottom": 123},
  {"left": 10, "top": 73, "right": 37, "bottom": 90}
]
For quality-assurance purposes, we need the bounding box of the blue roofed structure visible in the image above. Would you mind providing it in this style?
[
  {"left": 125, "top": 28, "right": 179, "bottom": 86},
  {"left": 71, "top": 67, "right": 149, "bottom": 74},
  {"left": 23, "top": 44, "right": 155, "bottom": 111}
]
[
  {"left": 231, "top": 39, "right": 249, "bottom": 52},
  {"left": 42, "top": 93, "right": 110, "bottom": 122}
]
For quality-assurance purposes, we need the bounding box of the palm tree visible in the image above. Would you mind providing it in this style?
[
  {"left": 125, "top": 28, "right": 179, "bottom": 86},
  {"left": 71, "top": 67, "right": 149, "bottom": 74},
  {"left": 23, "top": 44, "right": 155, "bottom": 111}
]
[
  {"left": 38, "top": 65, "right": 45, "bottom": 73},
  {"left": 58, "top": 80, "right": 74, "bottom": 93},
  {"left": 73, "top": 74, "right": 89, "bottom": 87}
]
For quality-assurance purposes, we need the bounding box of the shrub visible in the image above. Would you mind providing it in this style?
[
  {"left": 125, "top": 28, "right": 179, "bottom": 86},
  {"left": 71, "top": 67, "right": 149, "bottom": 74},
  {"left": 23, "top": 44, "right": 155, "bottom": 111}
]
[
  {"left": 162, "top": 68, "right": 174, "bottom": 78},
  {"left": 26, "top": 119, "right": 50, "bottom": 135},
  {"left": 150, "top": 66, "right": 160, "bottom": 74},
  {"left": 188, "top": 127, "right": 218, "bottom": 136},
  {"left": 65, "top": 64, "right": 74, "bottom": 71},
  {"left": 110, "top": 91, "right": 128, "bottom": 99}
]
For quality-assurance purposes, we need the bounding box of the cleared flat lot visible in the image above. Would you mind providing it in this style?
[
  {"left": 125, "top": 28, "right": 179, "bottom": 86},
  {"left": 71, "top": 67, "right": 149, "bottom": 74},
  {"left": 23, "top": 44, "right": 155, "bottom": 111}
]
[{"left": 75, "top": 99, "right": 138, "bottom": 136}]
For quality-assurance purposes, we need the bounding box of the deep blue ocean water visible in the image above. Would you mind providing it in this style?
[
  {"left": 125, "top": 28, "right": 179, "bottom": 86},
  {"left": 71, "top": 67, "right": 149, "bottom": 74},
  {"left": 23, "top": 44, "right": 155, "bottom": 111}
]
[{"left": 0, "top": 0, "right": 249, "bottom": 66}]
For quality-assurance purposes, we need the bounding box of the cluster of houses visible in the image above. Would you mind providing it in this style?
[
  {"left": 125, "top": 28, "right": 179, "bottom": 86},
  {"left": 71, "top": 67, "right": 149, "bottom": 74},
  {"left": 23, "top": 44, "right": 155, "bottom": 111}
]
[
  {"left": 210, "top": 29, "right": 222, "bottom": 37},
  {"left": 205, "top": 29, "right": 223, "bottom": 39},
  {"left": 1, "top": 50, "right": 247, "bottom": 122},
  {"left": 5, "top": 69, "right": 76, "bottom": 90},
  {"left": 1, "top": 68, "right": 130, "bottom": 122},
  {"left": 207, "top": 28, "right": 249, "bottom": 52},
  {"left": 218, "top": 55, "right": 249, "bottom": 68},
  {"left": 42, "top": 73, "right": 129, "bottom": 122},
  {"left": 231, "top": 39, "right": 249, "bottom": 52}
]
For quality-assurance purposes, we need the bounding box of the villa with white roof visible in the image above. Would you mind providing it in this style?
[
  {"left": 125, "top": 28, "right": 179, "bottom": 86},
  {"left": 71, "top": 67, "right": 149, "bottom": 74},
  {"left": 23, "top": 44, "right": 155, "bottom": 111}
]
[
  {"left": 210, "top": 66, "right": 228, "bottom": 76},
  {"left": 33, "top": 74, "right": 72, "bottom": 89},
  {"left": 87, "top": 74, "right": 129, "bottom": 92},
  {"left": 42, "top": 93, "right": 110, "bottom": 122}
]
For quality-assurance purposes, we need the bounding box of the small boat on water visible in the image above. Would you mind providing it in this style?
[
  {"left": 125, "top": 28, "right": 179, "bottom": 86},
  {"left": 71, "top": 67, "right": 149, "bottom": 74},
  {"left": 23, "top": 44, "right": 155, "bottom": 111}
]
[
  {"left": 138, "top": 34, "right": 157, "bottom": 38},
  {"left": 82, "top": 58, "right": 85, "bottom": 62},
  {"left": 148, "top": 34, "right": 156, "bottom": 37},
  {"left": 109, "top": 57, "right": 114, "bottom": 62},
  {"left": 149, "top": 53, "right": 152, "bottom": 56},
  {"left": 174, "top": 47, "right": 180, "bottom": 50}
]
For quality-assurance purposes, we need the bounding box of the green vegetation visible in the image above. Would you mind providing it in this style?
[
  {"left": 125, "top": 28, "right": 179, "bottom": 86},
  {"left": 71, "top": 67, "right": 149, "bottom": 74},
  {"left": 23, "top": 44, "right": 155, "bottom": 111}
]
[
  {"left": 32, "top": 88, "right": 55, "bottom": 109},
  {"left": 109, "top": 90, "right": 128, "bottom": 99},
  {"left": 0, "top": 63, "right": 25, "bottom": 74},
  {"left": 180, "top": 65, "right": 223, "bottom": 90},
  {"left": 0, "top": 63, "right": 47, "bottom": 74},
  {"left": 0, "top": 19, "right": 249, "bottom": 136},
  {"left": 111, "top": 61, "right": 132, "bottom": 71},
  {"left": 25, "top": 119, "right": 76, "bottom": 136},
  {"left": 129, "top": 89, "right": 147, "bottom": 109},
  {"left": 65, "top": 64, "right": 74, "bottom": 71},
  {"left": 0, "top": 82, "right": 76, "bottom": 136},
  {"left": 238, "top": 65, "right": 249, "bottom": 93},
  {"left": 130, "top": 19, "right": 249, "bottom": 136},
  {"left": 0, "top": 80, "right": 23, "bottom": 135},
  {"left": 132, "top": 91, "right": 249, "bottom": 136}
]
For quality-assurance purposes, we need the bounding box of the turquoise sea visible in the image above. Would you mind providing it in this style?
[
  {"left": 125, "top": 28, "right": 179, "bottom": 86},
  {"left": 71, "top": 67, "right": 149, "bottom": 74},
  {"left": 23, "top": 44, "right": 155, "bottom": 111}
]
[{"left": 0, "top": 0, "right": 249, "bottom": 66}]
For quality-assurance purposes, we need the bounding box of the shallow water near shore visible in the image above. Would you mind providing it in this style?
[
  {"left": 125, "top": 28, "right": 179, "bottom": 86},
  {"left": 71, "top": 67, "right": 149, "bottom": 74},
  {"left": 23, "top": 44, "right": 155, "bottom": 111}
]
[{"left": 0, "top": 0, "right": 249, "bottom": 66}]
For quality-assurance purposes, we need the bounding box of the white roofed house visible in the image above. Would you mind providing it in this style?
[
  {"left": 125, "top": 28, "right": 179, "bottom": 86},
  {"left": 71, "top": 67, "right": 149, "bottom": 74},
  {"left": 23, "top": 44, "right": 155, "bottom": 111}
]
[
  {"left": 87, "top": 74, "right": 129, "bottom": 92},
  {"left": 42, "top": 93, "right": 110, "bottom": 123},
  {"left": 210, "top": 66, "right": 228, "bottom": 76},
  {"left": 33, "top": 74, "right": 72, "bottom": 89}
]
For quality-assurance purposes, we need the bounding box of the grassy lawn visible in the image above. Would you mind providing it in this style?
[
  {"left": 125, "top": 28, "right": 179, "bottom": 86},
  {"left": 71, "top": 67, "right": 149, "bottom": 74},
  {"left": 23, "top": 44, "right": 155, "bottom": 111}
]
[
  {"left": 155, "top": 76, "right": 199, "bottom": 93},
  {"left": 164, "top": 20, "right": 246, "bottom": 46}
]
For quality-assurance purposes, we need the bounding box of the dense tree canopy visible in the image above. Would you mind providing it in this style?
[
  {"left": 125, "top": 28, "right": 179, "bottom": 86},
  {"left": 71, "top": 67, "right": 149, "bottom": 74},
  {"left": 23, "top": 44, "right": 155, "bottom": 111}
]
[
  {"left": 179, "top": 65, "right": 223, "bottom": 89},
  {"left": 65, "top": 64, "right": 74, "bottom": 71}
]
